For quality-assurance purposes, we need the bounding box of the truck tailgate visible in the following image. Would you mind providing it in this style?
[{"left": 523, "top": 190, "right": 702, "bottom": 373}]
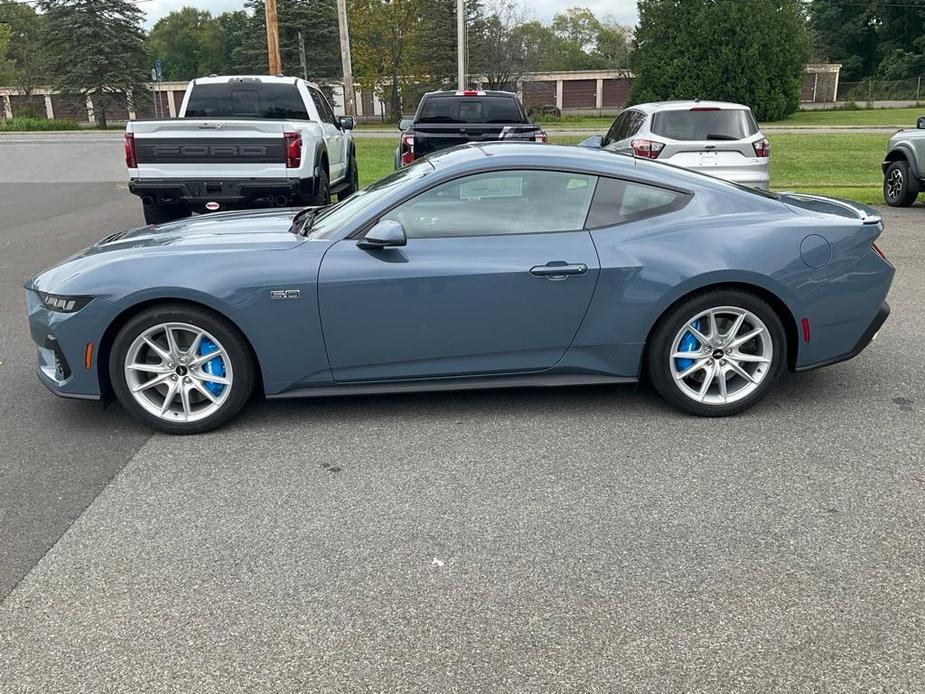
[
  {"left": 130, "top": 119, "right": 289, "bottom": 179},
  {"left": 413, "top": 123, "right": 540, "bottom": 157}
]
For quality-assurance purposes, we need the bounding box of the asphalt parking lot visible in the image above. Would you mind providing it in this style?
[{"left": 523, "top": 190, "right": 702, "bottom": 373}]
[{"left": 1, "top": 136, "right": 924, "bottom": 692}]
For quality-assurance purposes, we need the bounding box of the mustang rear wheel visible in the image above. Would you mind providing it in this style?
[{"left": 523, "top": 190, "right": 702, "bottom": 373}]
[
  {"left": 110, "top": 305, "right": 255, "bottom": 433},
  {"left": 647, "top": 290, "right": 785, "bottom": 416}
]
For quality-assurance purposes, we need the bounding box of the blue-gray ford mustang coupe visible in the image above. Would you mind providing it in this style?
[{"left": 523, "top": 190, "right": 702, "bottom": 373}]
[{"left": 25, "top": 143, "right": 893, "bottom": 433}]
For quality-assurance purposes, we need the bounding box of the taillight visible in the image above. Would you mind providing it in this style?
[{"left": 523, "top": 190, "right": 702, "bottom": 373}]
[
  {"left": 753, "top": 138, "right": 770, "bottom": 157},
  {"left": 400, "top": 132, "right": 415, "bottom": 166},
  {"left": 535, "top": 130, "right": 548, "bottom": 144},
  {"left": 631, "top": 138, "right": 664, "bottom": 159},
  {"left": 284, "top": 131, "right": 302, "bottom": 168},
  {"left": 872, "top": 241, "right": 888, "bottom": 260},
  {"left": 124, "top": 133, "right": 137, "bottom": 168}
]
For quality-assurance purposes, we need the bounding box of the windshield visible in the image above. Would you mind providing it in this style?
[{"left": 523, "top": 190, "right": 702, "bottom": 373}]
[
  {"left": 416, "top": 96, "right": 526, "bottom": 124},
  {"left": 184, "top": 82, "right": 309, "bottom": 120},
  {"left": 307, "top": 161, "right": 434, "bottom": 238},
  {"left": 651, "top": 108, "right": 758, "bottom": 141}
]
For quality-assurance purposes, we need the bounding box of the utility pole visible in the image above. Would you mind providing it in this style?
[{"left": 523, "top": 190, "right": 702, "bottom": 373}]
[
  {"left": 456, "top": 0, "right": 466, "bottom": 90},
  {"left": 336, "top": 0, "right": 355, "bottom": 116},
  {"left": 298, "top": 31, "right": 308, "bottom": 81},
  {"left": 265, "top": 0, "right": 282, "bottom": 75}
]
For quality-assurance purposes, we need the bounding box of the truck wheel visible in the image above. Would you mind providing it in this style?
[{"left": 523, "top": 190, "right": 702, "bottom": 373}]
[
  {"left": 143, "top": 202, "right": 191, "bottom": 226},
  {"left": 883, "top": 160, "right": 919, "bottom": 207},
  {"left": 308, "top": 169, "right": 330, "bottom": 206},
  {"left": 339, "top": 155, "right": 359, "bottom": 201}
]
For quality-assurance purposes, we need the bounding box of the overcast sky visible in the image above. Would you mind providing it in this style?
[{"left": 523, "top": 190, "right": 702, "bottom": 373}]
[{"left": 141, "top": 0, "right": 640, "bottom": 28}]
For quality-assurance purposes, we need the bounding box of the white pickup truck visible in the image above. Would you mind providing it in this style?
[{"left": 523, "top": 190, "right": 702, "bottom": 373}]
[{"left": 125, "top": 75, "right": 357, "bottom": 224}]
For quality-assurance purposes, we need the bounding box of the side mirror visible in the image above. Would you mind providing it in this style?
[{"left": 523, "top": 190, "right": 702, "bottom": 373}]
[
  {"left": 357, "top": 219, "right": 406, "bottom": 249},
  {"left": 398, "top": 117, "right": 413, "bottom": 131},
  {"left": 918, "top": 116, "right": 925, "bottom": 129},
  {"left": 338, "top": 115, "right": 355, "bottom": 130},
  {"left": 578, "top": 134, "right": 603, "bottom": 149}
]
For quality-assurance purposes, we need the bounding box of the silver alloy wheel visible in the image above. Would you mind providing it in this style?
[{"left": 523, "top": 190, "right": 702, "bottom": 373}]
[
  {"left": 669, "top": 306, "right": 773, "bottom": 406},
  {"left": 887, "top": 168, "right": 903, "bottom": 200},
  {"left": 123, "top": 322, "right": 233, "bottom": 423}
]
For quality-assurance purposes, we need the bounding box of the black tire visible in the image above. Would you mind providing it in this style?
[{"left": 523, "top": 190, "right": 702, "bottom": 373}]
[
  {"left": 339, "top": 154, "right": 358, "bottom": 201},
  {"left": 307, "top": 167, "right": 330, "bottom": 206},
  {"left": 109, "top": 303, "right": 256, "bottom": 434},
  {"left": 143, "top": 202, "right": 191, "bottom": 226},
  {"left": 883, "top": 159, "right": 919, "bottom": 207},
  {"left": 646, "top": 289, "right": 786, "bottom": 417}
]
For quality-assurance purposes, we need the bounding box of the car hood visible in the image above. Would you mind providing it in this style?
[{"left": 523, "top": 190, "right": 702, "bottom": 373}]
[
  {"left": 27, "top": 207, "right": 309, "bottom": 294},
  {"left": 83, "top": 207, "right": 308, "bottom": 255}
]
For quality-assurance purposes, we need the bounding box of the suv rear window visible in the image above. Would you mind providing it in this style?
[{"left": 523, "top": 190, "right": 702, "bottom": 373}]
[
  {"left": 417, "top": 96, "right": 526, "bottom": 124},
  {"left": 651, "top": 109, "right": 758, "bottom": 141},
  {"left": 184, "top": 82, "right": 309, "bottom": 120}
]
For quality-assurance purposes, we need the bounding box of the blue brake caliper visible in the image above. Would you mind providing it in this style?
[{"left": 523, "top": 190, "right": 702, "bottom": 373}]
[
  {"left": 675, "top": 320, "right": 702, "bottom": 372},
  {"left": 198, "top": 337, "right": 226, "bottom": 396}
]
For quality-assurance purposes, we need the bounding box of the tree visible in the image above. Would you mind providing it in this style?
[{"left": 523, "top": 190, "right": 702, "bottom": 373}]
[
  {"left": 632, "top": 0, "right": 809, "bottom": 121},
  {"left": 468, "top": 0, "right": 541, "bottom": 88},
  {"left": 148, "top": 8, "right": 225, "bottom": 81},
  {"left": 0, "top": 22, "right": 11, "bottom": 88},
  {"left": 0, "top": 0, "right": 47, "bottom": 96},
  {"left": 232, "top": 0, "right": 340, "bottom": 79},
  {"left": 551, "top": 7, "right": 601, "bottom": 53},
  {"left": 595, "top": 18, "right": 631, "bottom": 67},
  {"left": 349, "top": 0, "right": 421, "bottom": 117},
  {"left": 39, "top": 0, "right": 149, "bottom": 128}
]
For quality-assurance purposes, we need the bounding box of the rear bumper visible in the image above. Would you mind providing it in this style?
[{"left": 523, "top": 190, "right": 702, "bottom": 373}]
[
  {"left": 129, "top": 177, "right": 313, "bottom": 211},
  {"left": 796, "top": 302, "right": 890, "bottom": 372}
]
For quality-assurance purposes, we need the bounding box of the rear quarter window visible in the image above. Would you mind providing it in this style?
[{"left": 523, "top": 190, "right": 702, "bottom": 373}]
[
  {"left": 651, "top": 109, "right": 758, "bottom": 141},
  {"left": 585, "top": 177, "right": 689, "bottom": 228}
]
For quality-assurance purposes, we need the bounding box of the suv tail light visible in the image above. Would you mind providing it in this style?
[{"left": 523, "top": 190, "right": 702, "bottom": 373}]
[
  {"left": 400, "top": 132, "right": 415, "bottom": 166},
  {"left": 124, "top": 133, "right": 137, "bottom": 168},
  {"left": 284, "top": 131, "right": 302, "bottom": 168},
  {"left": 535, "top": 130, "right": 548, "bottom": 144},
  {"left": 752, "top": 137, "right": 770, "bottom": 157},
  {"left": 631, "top": 139, "right": 664, "bottom": 159}
]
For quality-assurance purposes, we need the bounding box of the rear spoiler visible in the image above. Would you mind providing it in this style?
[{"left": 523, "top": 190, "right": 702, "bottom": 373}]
[{"left": 778, "top": 192, "right": 882, "bottom": 225}]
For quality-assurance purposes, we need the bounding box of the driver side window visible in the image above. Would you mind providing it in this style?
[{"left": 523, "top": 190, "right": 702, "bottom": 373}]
[{"left": 382, "top": 170, "right": 597, "bottom": 239}]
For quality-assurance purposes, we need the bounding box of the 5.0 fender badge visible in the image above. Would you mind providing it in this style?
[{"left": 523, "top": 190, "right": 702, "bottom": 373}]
[{"left": 269, "top": 289, "right": 301, "bottom": 300}]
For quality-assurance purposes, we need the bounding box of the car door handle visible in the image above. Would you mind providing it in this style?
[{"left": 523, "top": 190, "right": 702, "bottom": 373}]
[{"left": 530, "top": 263, "right": 588, "bottom": 279}]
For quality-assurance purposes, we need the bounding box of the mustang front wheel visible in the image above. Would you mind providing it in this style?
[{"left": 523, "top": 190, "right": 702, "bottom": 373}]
[
  {"left": 648, "top": 290, "right": 785, "bottom": 416},
  {"left": 110, "top": 305, "right": 255, "bottom": 433}
]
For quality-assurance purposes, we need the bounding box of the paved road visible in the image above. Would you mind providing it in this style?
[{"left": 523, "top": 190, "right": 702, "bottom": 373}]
[{"left": 1, "top": 137, "right": 923, "bottom": 692}]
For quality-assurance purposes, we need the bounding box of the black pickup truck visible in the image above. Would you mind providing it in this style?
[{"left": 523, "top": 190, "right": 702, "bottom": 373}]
[{"left": 395, "top": 90, "right": 547, "bottom": 168}]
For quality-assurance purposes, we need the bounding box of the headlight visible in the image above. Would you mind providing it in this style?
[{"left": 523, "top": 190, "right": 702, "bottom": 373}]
[{"left": 38, "top": 291, "right": 93, "bottom": 313}]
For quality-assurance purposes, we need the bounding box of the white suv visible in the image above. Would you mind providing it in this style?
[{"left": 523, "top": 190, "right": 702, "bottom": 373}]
[{"left": 581, "top": 100, "right": 770, "bottom": 190}]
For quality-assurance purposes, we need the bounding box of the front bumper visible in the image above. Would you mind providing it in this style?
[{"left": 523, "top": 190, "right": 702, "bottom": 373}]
[
  {"left": 128, "top": 177, "right": 314, "bottom": 212},
  {"left": 25, "top": 289, "right": 113, "bottom": 400}
]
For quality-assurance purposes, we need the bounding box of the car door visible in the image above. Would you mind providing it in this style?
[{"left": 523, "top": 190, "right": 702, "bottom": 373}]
[
  {"left": 317, "top": 169, "right": 602, "bottom": 382},
  {"left": 309, "top": 87, "right": 345, "bottom": 181}
]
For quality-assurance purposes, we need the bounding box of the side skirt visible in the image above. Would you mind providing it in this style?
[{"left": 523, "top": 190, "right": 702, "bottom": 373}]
[{"left": 267, "top": 373, "right": 636, "bottom": 400}]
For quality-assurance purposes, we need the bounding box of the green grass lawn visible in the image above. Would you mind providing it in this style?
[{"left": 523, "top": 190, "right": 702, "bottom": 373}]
[
  {"left": 761, "top": 107, "right": 923, "bottom": 128},
  {"left": 529, "top": 107, "right": 924, "bottom": 131},
  {"left": 354, "top": 131, "right": 888, "bottom": 205},
  {"left": 0, "top": 117, "right": 82, "bottom": 132}
]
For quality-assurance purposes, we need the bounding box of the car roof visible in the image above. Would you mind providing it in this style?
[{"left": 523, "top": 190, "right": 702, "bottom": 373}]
[
  {"left": 424, "top": 141, "right": 734, "bottom": 191},
  {"left": 191, "top": 75, "right": 320, "bottom": 89},
  {"left": 628, "top": 100, "right": 753, "bottom": 113},
  {"left": 422, "top": 89, "right": 518, "bottom": 99}
]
